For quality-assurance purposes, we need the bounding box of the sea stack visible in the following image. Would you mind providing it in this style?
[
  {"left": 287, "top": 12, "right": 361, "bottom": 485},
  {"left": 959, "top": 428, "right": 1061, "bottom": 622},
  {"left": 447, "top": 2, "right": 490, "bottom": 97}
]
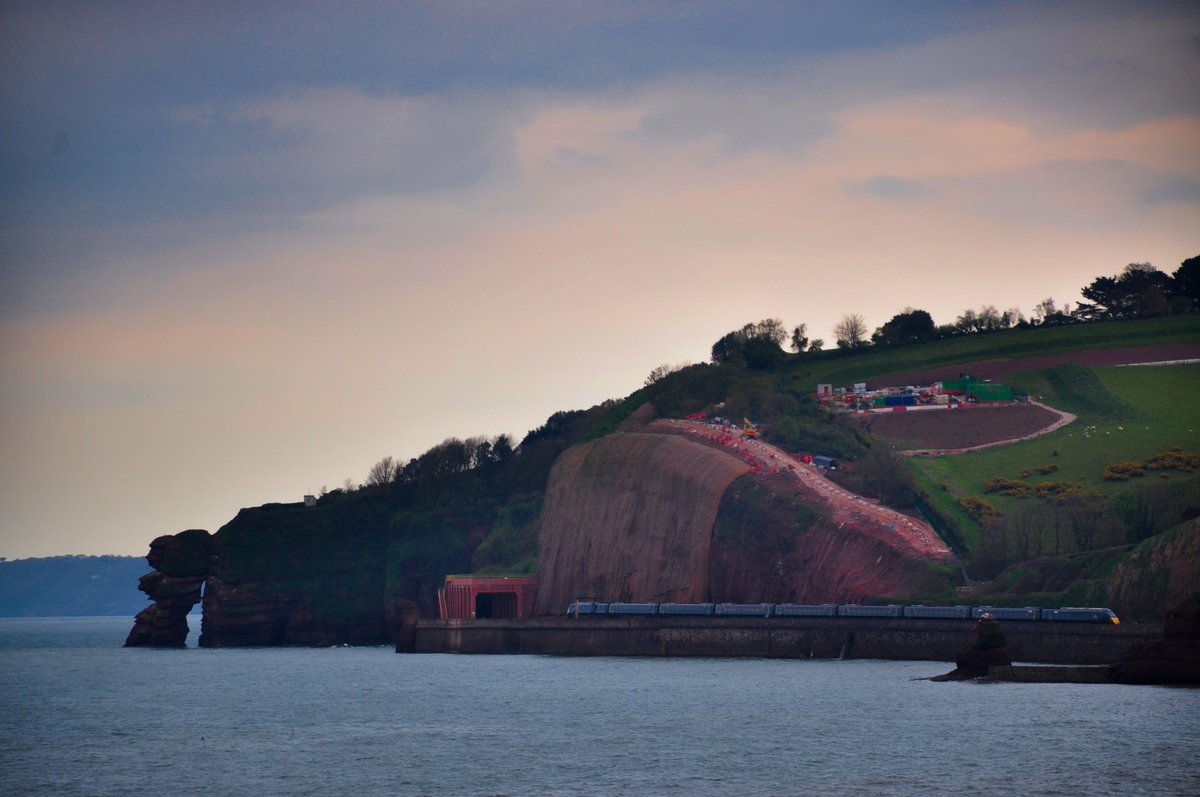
[
  {"left": 932, "top": 613, "right": 1012, "bottom": 681},
  {"left": 124, "top": 529, "right": 211, "bottom": 647}
]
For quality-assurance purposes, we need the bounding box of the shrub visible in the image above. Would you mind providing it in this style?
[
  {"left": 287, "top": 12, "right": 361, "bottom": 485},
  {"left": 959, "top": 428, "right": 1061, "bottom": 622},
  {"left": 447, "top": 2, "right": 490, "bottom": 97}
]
[
  {"left": 1037, "top": 464, "right": 1059, "bottom": 475},
  {"left": 1035, "top": 481, "right": 1082, "bottom": 499},
  {"left": 959, "top": 496, "right": 999, "bottom": 521},
  {"left": 1104, "top": 462, "right": 1145, "bottom": 481},
  {"left": 1145, "top": 450, "right": 1200, "bottom": 472},
  {"left": 984, "top": 477, "right": 1029, "bottom": 496}
]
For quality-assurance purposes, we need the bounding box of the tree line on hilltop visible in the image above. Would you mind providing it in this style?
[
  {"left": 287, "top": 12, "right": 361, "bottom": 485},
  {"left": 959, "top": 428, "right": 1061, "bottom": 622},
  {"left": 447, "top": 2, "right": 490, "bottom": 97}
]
[
  {"left": 334, "top": 253, "right": 1197, "bottom": 505},
  {"left": 709, "top": 255, "right": 1199, "bottom": 364}
]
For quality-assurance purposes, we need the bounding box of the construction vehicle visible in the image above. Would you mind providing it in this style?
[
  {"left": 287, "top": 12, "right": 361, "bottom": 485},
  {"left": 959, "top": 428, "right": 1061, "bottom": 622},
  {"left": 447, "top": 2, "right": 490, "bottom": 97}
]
[{"left": 742, "top": 418, "right": 759, "bottom": 438}]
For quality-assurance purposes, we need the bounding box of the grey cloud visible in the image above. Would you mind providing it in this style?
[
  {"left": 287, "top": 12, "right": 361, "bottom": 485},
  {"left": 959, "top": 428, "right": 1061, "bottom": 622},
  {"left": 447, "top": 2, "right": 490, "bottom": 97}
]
[
  {"left": 634, "top": 83, "right": 837, "bottom": 156},
  {"left": 553, "top": 147, "right": 611, "bottom": 168},
  {"left": 949, "top": 158, "right": 1161, "bottom": 229},
  {"left": 854, "top": 175, "right": 935, "bottom": 200},
  {"left": 1140, "top": 176, "right": 1200, "bottom": 205}
]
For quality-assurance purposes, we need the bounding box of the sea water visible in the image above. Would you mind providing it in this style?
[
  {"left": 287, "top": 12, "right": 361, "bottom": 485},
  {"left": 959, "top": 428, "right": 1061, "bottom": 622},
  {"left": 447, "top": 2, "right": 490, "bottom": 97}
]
[{"left": 1, "top": 617, "right": 1197, "bottom": 796}]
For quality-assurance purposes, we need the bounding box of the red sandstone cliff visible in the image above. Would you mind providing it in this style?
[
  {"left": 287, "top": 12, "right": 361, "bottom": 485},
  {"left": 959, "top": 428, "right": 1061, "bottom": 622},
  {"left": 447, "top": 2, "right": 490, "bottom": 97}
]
[
  {"left": 533, "top": 429, "right": 958, "bottom": 614},
  {"left": 534, "top": 432, "right": 746, "bottom": 612}
]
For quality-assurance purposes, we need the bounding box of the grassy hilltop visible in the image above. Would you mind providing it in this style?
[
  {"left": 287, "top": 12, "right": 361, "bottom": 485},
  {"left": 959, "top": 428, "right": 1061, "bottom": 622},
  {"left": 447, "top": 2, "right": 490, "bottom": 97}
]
[
  {"left": 639, "top": 314, "right": 1199, "bottom": 615},
  {"left": 911, "top": 363, "right": 1199, "bottom": 545}
]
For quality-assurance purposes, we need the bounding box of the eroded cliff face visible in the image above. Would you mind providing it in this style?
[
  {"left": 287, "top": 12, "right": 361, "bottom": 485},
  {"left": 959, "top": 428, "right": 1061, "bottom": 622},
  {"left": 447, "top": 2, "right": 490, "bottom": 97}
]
[
  {"left": 534, "top": 432, "right": 746, "bottom": 613},
  {"left": 708, "top": 477, "right": 949, "bottom": 604},
  {"left": 534, "top": 429, "right": 956, "bottom": 614},
  {"left": 1106, "top": 519, "right": 1200, "bottom": 622}
]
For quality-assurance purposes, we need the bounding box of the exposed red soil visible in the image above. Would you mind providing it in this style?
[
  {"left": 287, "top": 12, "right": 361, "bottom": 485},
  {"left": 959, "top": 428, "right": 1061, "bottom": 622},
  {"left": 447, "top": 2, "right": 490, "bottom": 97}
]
[
  {"left": 865, "top": 404, "right": 1062, "bottom": 451},
  {"left": 869, "top": 343, "right": 1200, "bottom": 389},
  {"left": 657, "top": 421, "right": 953, "bottom": 561}
]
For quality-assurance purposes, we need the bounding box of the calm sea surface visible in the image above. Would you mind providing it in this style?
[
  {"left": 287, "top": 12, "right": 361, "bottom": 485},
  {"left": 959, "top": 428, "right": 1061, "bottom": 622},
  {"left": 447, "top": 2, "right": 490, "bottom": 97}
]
[{"left": 1, "top": 616, "right": 1197, "bottom": 796}]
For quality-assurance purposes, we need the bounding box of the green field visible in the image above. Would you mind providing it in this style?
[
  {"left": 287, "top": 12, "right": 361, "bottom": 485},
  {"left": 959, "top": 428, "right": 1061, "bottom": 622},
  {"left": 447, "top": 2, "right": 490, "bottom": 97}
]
[
  {"left": 781, "top": 315, "right": 1200, "bottom": 393},
  {"left": 909, "top": 363, "right": 1200, "bottom": 548}
]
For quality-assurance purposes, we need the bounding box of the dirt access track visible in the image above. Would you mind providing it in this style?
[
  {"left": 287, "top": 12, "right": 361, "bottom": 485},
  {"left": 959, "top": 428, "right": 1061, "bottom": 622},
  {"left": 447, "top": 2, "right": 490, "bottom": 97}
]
[
  {"left": 865, "top": 343, "right": 1200, "bottom": 389},
  {"left": 867, "top": 401, "right": 1075, "bottom": 455},
  {"left": 865, "top": 343, "right": 1199, "bottom": 454},
  {"left": 656, "top": 420, "right": 954, "bottom": 562}
]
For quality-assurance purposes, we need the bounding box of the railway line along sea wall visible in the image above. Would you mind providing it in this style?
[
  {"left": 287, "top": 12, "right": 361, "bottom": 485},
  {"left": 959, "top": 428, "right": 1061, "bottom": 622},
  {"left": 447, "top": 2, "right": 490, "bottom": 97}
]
[{"left": 411, "top": 617, "right": 1159, "bottom": 665}]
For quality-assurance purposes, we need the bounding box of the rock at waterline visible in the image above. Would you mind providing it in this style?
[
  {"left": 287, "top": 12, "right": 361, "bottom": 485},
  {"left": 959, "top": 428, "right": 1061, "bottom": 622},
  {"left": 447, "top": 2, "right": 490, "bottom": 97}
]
[{"left": 930, "top": 614, "right": 1012, "bottom": 681}]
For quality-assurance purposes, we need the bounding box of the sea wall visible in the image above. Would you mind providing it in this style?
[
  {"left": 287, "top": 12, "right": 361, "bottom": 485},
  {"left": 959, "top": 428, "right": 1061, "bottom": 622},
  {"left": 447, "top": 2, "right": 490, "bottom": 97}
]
[{"left": 411, "top": 617, "right": 1160, "bottom": 665}]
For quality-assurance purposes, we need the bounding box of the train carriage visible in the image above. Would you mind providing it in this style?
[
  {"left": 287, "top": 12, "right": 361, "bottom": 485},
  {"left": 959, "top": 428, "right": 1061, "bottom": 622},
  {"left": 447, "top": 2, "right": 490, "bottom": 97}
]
[
  {"left": 659, "top": 603, "right": 716, "bottom": 616},
  {"left": 714, "top": 603, "right": 775, "bottom": 617},
  {"left": 838, "top": 604, "right": 905, "bottom": 618},
  {"left": 774, "top": 604, "right": 839, "bottom": 617},
  {"left": 903, "top": 605, "right": 972, "bottom": 620},
  {"left": 971, "top": 606, "right": 1040, "bottom": 621}
]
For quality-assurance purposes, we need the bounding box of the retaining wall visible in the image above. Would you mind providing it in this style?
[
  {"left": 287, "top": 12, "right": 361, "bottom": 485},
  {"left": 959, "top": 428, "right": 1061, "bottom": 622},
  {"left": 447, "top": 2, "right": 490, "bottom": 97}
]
[{"left": 410, "top": 617, "right": 1160, "bottom": 665}]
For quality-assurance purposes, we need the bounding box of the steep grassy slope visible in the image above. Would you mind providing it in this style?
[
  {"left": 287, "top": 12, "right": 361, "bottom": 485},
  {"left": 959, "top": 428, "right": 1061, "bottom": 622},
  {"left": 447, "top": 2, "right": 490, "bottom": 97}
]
[
  {"left": 909, "top": 364, "right": 1199, "bottom": 527},
  {"left": 972, "top": 518, "right": 1200, "bottom": 622}
]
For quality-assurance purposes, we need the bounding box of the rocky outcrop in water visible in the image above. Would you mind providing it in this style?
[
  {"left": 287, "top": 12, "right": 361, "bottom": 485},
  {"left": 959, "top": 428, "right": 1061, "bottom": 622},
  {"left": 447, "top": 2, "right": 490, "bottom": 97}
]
[
  {"left": 124, "top": 529, "right": 211, "bottom": 647},
  {"left": 931, "top": 614, "right": 1012, "bottom": 680}
]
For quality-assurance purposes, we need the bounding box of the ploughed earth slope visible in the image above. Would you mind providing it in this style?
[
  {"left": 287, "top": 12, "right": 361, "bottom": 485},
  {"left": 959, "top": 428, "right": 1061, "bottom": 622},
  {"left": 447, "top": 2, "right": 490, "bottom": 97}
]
[{"left": 534, "top": 427, "right": 958, "bottom": 614}]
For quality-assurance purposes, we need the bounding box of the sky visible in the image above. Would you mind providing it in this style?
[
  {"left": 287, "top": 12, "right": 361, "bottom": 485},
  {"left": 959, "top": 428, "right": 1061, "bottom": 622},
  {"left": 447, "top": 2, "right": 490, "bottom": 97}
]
[{"left": 2, "top": 1, "right": 1198, "bottom": 559}]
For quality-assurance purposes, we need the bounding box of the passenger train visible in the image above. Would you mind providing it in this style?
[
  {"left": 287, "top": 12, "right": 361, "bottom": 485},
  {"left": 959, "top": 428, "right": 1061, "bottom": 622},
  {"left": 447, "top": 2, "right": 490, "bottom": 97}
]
[{"left": 565, "top": 602, "right": 1120, "bottom": 624}]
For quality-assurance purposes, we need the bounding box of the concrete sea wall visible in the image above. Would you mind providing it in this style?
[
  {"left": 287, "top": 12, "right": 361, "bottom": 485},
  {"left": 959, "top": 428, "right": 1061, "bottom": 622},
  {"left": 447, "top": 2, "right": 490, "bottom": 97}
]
[{"left": 411, "top": 617, "right": 1161, "bottom": 665}]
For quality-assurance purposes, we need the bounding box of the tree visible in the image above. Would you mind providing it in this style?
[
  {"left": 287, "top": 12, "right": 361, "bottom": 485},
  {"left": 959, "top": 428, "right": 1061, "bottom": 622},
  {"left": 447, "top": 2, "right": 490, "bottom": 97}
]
[
  {"left": 833, "top": 313, "right": 867, "bottom": 348},
  {"left": 1031, "top": 297, "right": 1073, "bottom": 326},
  {"left": 1173, "top": 254, "right": 1200, "bottom": 310},
  {"left": 754, "top": 318, "right": 787, "bottom": 346},
  {"left": 790, "top": 323, "right": 809, "bottom": 353},
  {"left": 365, "top": 456, "right": 398, "bottom": 487},
  {"left": 1078, "top": 262, "right": 1174, "bottom": 319},
  {"left": 710, "top": 319, "right": 787, "bottom": 367},
  {"left": 808, "top": 338, "right": 824, "bottom": 352},
  {"left": 956, "top": 305, "right": 1004, "bottom": 333},
  {"left": 871, "top": 308, "right": 934, "bottom": 345},
  {"left": 645, "top": 362, "right": 688, "bottom": 386},
  {"left": 1031, "top": 297, "right": 1057, "bottom": 325},
  {"left": 977, "top": 304, "right": 1003, "bottom": 331},
  {"left": 854, "top": 444, "right": 915, "bottom": 507}
]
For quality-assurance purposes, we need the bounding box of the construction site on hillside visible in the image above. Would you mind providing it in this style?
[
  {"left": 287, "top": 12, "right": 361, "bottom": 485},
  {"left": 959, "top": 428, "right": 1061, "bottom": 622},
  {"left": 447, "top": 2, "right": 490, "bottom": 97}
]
[{"left": 817, "top": 375, "right": 1021, "bottom": 413}]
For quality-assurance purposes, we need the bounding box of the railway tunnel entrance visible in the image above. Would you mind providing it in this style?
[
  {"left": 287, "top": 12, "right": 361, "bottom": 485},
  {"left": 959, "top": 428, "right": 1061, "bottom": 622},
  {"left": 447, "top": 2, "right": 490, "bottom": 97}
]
[{"left": 439, "top": 575, "right": 538, "bottom": 620}]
